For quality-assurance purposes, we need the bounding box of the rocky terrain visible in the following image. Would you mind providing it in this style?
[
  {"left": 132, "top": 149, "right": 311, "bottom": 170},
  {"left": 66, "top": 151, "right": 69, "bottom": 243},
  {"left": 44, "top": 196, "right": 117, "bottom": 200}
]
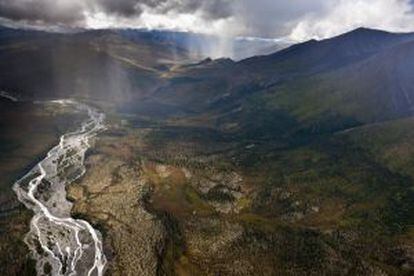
[
  {"left": 63, "top": 108, "right": 414, "bottom": 275},
  {"left": 68, "top": 140, "right": 165, "bottom": 275}
]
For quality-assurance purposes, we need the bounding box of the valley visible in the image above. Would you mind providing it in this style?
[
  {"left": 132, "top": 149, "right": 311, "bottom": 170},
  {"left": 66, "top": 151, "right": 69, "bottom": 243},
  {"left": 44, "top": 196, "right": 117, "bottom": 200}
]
[
  {"left": 14, "top": 100, "right": 106, "bottom": 276},
  {"left": 0, "top": 96, "right": 88, "bottom": 275},
  {"left": 1, "top": 25, "right": 414, "bottom": 275}
]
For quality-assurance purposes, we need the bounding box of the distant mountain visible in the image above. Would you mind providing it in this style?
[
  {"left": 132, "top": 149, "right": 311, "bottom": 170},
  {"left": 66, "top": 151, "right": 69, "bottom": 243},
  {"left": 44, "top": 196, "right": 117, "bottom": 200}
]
[
  {"left": 135, "top": 27, "right": 414, "bottom": 133},
  {"left": 240, "top": 27, "right": 414, "bottom": 76},
  {"left": 116, "top": 28, "right": 289, "bottom": 60},
  {"left": 0, "top": 26, "right": 291, "bottom": 102},
  {"left": 2, "top": 26, "right": 414, "bottom": 130},
  {"left": 0, "top": 26, "right": 190, "bottom": 101},
  {"left": 226, "top": 36, "right": 291, "bottom": 60}
]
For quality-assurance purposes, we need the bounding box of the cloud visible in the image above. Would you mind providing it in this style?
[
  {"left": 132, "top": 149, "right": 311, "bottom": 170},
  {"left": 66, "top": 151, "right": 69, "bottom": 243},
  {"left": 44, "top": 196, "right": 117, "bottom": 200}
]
[
  {"left": 0, "top": 0, "right": 86, "bottom": 25},
  {"left": 82, "top": 0, "right": 237, "bottom": 35},
  {"left": 289, "top": 0, "right": 414, "bottom": 41},
  {"left": 0, "top": 0, "right": 414, "bottom": 41},
  {"left": 232, "top": 1, "right": 330, "bottom": 38},
  {"left": 96, "top": 0, "right": 143, "bottom": 17},
  {"left": 230, "top": 0, "right": 414, "bottom": 40}
]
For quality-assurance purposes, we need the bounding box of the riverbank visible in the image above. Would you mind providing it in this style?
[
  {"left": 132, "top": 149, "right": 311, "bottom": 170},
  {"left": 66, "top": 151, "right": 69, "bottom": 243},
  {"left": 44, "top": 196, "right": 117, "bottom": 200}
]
[
  {"left": 0, "top": 98, "right": 86, "bottom": 275},
  {"left": 13, "top": 100, "right": 107, "bottom": 275}
]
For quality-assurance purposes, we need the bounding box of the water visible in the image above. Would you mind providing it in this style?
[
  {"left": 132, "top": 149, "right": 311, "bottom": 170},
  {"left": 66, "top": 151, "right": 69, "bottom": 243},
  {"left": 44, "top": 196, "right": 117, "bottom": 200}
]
[{"left": 13, "top": 100, "right": 107, "bottom": 276}]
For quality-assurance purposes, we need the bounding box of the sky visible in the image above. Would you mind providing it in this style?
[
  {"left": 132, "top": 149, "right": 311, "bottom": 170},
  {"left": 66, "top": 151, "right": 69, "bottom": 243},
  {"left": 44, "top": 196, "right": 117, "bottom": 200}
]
[{"left": 1, "top": 0, "right": 414, "bottom": 41}]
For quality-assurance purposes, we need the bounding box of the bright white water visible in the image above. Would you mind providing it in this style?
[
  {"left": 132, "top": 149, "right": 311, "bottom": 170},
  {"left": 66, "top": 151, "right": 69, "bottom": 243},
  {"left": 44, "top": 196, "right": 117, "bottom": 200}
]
[
  {"left": 0, "top": 91, "right": 18, "bottom": 102},
  {"left": 13, "top": 100, "right": 107, "bottom": 276}
]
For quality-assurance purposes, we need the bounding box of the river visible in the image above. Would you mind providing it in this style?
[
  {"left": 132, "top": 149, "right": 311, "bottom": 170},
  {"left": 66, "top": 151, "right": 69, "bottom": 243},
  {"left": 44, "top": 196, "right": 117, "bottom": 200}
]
[{"left": 13, "top": 99, "right": 107, "bottom": 276}]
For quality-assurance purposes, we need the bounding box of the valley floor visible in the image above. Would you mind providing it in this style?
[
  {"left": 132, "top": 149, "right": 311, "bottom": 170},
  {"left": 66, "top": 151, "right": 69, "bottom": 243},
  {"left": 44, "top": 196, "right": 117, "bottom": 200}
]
[
  {"left": 67, "top": 110, "right": 414, "bottom": 275},
  {"left": 1, "top": 99, "right": 414, "bottom": 275},
  {"left": 0, "top": 99, "right": 86, "bottom": 275}
]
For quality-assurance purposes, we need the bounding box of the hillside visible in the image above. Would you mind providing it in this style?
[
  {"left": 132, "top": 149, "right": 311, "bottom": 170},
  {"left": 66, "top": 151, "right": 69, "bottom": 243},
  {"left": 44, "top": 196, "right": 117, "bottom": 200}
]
[
  {"left": 138, "top": 28, "right": 414, "bottom": 129},
  {"left": 0, "top": 27, "right": 191, "bottom": 102}
]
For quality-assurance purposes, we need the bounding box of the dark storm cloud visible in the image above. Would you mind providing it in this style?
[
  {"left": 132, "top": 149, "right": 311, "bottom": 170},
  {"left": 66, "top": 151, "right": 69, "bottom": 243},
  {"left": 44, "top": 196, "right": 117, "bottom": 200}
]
[
  {"left": 0, "top": 0, "right": 234, "bottom": 26},
  {"left": 0, "top": 0, "right": 85, "bottom": 25},
  {"left": 94, "top": 0, "right": 233, "bottom": 19},
  {"left": 97, "top": 0, "right": 143, "bottom": 17},
  {"left": 0, "top": 0, "right": 414, "bottom": 39},
  {"left": 172, "top": 0, "right": 233, "bottom": 20}
]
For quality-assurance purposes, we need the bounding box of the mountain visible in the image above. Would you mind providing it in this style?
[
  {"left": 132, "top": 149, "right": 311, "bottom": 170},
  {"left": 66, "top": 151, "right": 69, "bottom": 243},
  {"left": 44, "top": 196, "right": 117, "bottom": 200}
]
[
  {"left": 117, "top": 29, "right": 289, "bottom": 60},
  {"left": 0, "top": 26, "right": 190, "bottom": 101},
  {"left": 271, "top": 38, "right": 414, "bottom": 125},
  {"left": 0, "top": 26, "right": 289, "bottom": 103},
  {"left": 240, "top": 27, "right": 414, "bottom": 76},
  {"left": 112, "top": 27, "right": 414, "bottom": 275},
  {"left": 2, "top": 26, "right": 414, "bottom": 131},
  {"left": 139, "top": 28, "right": 414, "bottom": 128}
]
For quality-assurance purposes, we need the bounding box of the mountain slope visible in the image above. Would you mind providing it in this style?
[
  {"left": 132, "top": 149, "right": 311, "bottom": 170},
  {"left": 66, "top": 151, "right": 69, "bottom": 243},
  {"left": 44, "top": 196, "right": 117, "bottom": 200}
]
[
  {"left": 266, "top": 38, "right": 414, "bottom": 127},
  {"left": 0, "top": 27, "right": 189, "bottom": 102},
  {"left": 139, "top": 28, "right": 414, "bottom": 130},
  {"left": 241, "top": 27, "right": 414, "bottom": 76}
]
